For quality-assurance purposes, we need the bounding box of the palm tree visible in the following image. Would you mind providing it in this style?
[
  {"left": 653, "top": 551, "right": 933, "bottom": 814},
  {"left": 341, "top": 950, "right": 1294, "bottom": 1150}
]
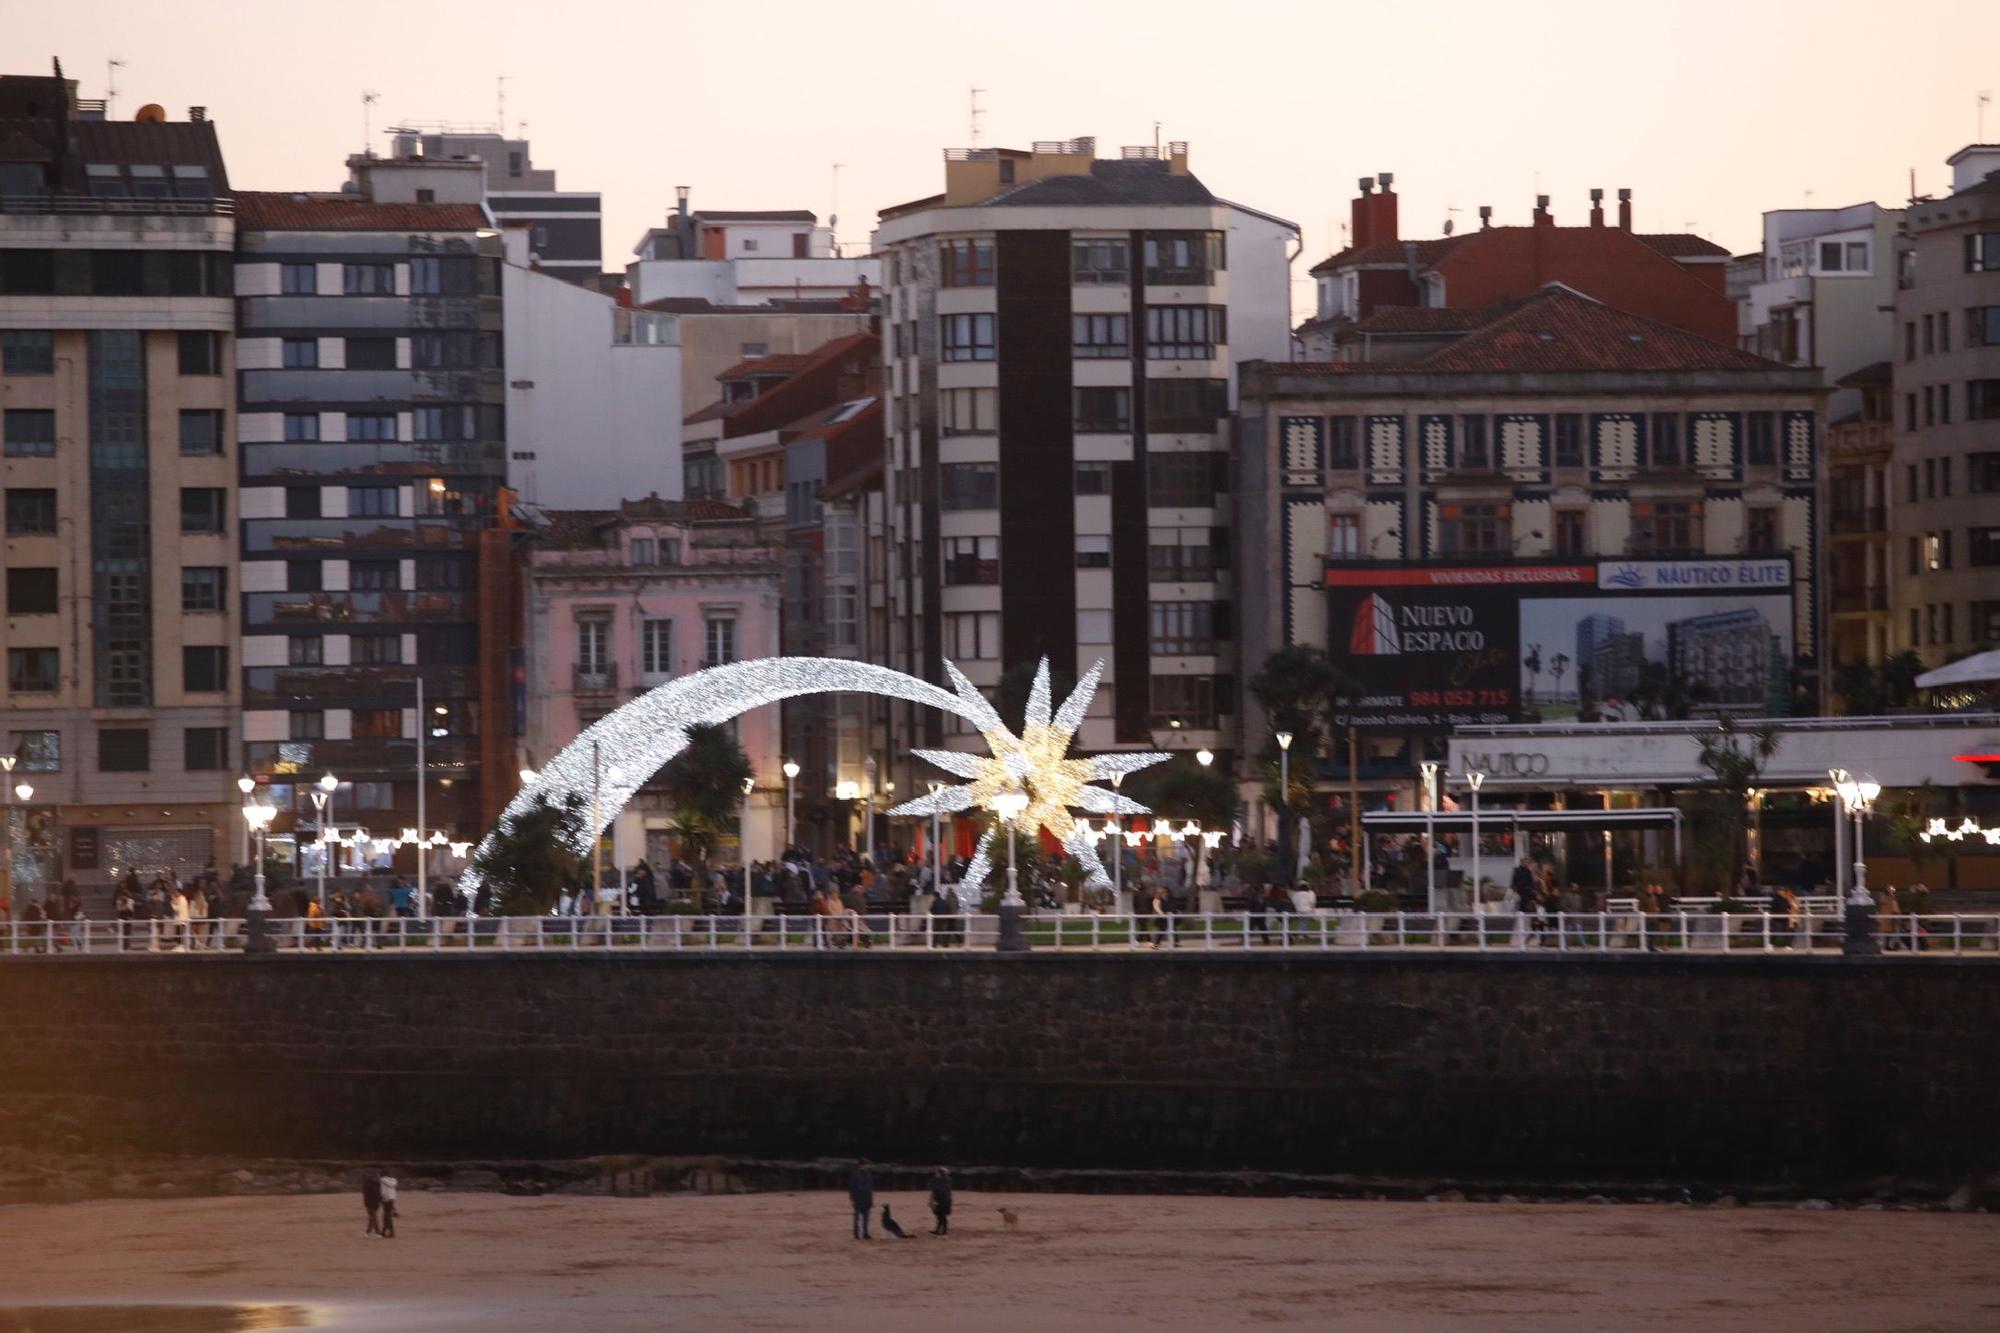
[
  {"left": 1549, "top": 651, "right": 1570, "bottom": 703},
  {"left": 1523, "top": 644, "right": 1543, "bottom": 705},
  {"left": 659, "top": 723, "right": 753, "bottom": 880}
]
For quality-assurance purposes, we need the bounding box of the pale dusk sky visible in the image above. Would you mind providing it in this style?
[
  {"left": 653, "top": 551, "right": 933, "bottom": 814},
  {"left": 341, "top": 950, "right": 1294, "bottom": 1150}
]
[{"left": 12, "top": 0, "right": 2000, "bottom": 317}]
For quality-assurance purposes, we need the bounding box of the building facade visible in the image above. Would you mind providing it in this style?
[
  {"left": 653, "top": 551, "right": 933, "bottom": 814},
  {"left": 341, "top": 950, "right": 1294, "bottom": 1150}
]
[
  {"left": 1890, "top": 145, "right": 2000, "bottom": 665},
  {"left": 868, "top": 138, "right": 1299, "bottom": 812},
  {"left": 380, "top": 128, "right": 603, "bottom": 284},
  {"left": 1, "top": 67, "right": 241, "bottom": 900},
  {"left": 1826, "top": 362, "right": 1894, "bottom": 671},
  {"left": 1736, "top": 202, "right": 1902, "bottom": 422},
  {"left": 522, "top": 498, "right": 783, "bottom": 867},
  {"left": 1240, "top": 288, "right": 1827, "bottom": 814},
  {"left": 630, "top": 194, "right": 879, "bottom": 306},
  {"left": 233, "top": 189, "right": 511, "bottom": 869}
]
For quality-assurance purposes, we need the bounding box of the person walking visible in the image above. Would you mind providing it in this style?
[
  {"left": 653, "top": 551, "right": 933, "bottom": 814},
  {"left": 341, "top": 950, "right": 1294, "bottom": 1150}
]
[
  {"left": 928, "top": 1166, "right": 954, "bottom": 1236},
  {"left": 361, "top": 1173, "right": 383, "bottom": 1236},
  {"left": 847, "top": 1160, "right": 874, "bottom": 1239},
  {"left": 379, "top": 1173, "right": 399, "bottom": 1238}
]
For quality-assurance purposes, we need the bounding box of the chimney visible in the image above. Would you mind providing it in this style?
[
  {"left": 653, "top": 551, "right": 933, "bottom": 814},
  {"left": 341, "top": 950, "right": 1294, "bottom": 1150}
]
[
  {"left": 1534, "top": 194, "right": 1553, "bottom": 227},
  {"left": 188, "top": 106, "right": 207, "bottom": 122},
  {"left": 1371, "top": 171, "right": 1398, "bottom": 247},
  {"left": 1589, "top": 188, "right": 1604, "bottom": 227},
  {"left": 1478, "top": 205, "right": 1492, "bottom": 230},
  {"left": 1351, "top": 176, "right": 1376, "bottom": 250},
  {"left": 1617, "top": 188, "right": 1632, "bottom": 231}
]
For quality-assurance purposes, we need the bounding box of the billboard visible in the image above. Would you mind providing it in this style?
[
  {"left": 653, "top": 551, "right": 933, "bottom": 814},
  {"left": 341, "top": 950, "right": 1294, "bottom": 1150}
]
[{"left": 1326, "top": 558, "right": 1797, "bottom": 730}]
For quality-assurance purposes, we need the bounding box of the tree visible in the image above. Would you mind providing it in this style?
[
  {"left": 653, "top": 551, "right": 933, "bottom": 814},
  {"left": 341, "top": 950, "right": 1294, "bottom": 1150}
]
[
  {"left": 469, "top": 792, "right": 588, "bottom": 916},
  {"left": 1549, "top": 652, "right": 1570, "bottom": 704},
  {"left": 659, "top": 723, "right": 753, "bottom": 874},
  {"left": 1248, "top": 645, "right": 1340, "bottom": 759},
  {"left": 1125, "top": 757, "right": 1239, "bottom": 832},
  {"left": 1833, "top": 650, "right": 1927, "bottom": 715},
  {"left": 1523, "top": 643, "right": 1543, "bottom": 705},
  {"left": 1693, "top": 716, "right": 1781, "bottom": 893}
]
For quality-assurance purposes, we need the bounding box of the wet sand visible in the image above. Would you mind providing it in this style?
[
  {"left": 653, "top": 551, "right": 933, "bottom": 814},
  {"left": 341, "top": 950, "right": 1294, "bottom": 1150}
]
[{"left": 5, "top": 1191, "right": 1998, "bottom": 1331}]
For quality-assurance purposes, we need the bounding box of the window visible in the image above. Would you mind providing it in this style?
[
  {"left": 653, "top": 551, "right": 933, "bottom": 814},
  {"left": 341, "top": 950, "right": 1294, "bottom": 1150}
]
[
  {"left": 641, "top": 619, "right": 673, "bottom": 677},
  {"left": 182, "top": 646, "right": 228, "bottom": 693},
  {"left": 1976, "top": 601, "right": 2000, "bottom": 644},
  {"left": 412, "top": 406, "right": 469, "bottom": 442},
  {"left": 1964, "top": 232, "right": 2000, "bottom": 273},
  {"left": 1971, "top": 527, "right": 2000, "bottom": 567},
  {"left": 1925, "top": 386, "right": 1936, "bottom": 426},
  {"left": 280, "top": 263, "right": 317, "bottom": 294},
  {"left": 282, "top": 337, "right": 318, "bottom": 369},
  {"left": 704, "top": 617, "right": 737, "bottom": 666},
  {"left": 1909, "top": 608, "right": 1921, "bottom": 647},
  {"left": 1928, "top": 604, "right": 1940, "bottom": 645},
  {"left": 1328, "top": 416, "right": 1360, "bottom": 469},
  {"left": 0, "top": 250, "right": 53, "bottom": 295},
  {"left": 1074, "top": 462, "right": 1111, "bottom": 494},
  {"left": 1924, "top": 316, "right": 1937, "bottom": 355},
  {"left": 1073, "top": 313, "right": 1129, "bottom": 358},
  {"left": 1944, "top": 603, "right": 1956, "bottom": 643},
  {"left": 352, "top": 633, "right": 401, "bottom": 665},
  {"left": 1969, "top": 452, "right": 2000, "bottom": 493},
  {"left": 1746, "top": 507, "right": 1780, "bottom": 555},
  {"left": 1074, "top": 386, "right": 1131, "bottom": 432},
  {"left": 1072, "top": 238, "right": 1130, "bottom": 284},
  {"left": 1143, "top": 231, "right": 1224, "bottom": 284},
  {"left": 288, "top": 711, "right": 324, "bottom": 742},
  {"left": 1906, "top": 393, "right": 1918, "bottom": 432},
  {"left": 1907, "top": 535, "right": 1920, "bottom": 577},
  {"left": 1440, "top": 502, "right": 1507, "bottom": 555},
  {"left": 1906, "top": 321, "right": 1917, "bottom": 361},
  {"left": 1146, "top": 305, "right": 1225, "bottom": 359},
  {"left": 181, "top": 566, "right": 223, "bottom": 612},
  {"left": 0, "top": 330, "right": 53, "bottom": 374},
  {"left": 285, "top": 486, "right": 321, "bottom": 520},
  {"left": 1150, "top": 601, "right": 1223, "bottom": 654},
  {"left": 348, "top": 485, "right": 398, "bottom": 517},
  {"left": 741, "top": 238, "right": 759, "bottom": 253},
  {"left": 941, "top": 313, "right": 995, "bottom": 361},
  {"left": 409, "top": 257, "right": 440, "bottom": 295},
  {"left": 940, "top": 462, "right": 998, "bottom": 510},
  {"left": 1147, "top": 451, "right": 1227, "bottom": 507},
  {"left": 1649, "top": 413, "right": 1680, "bottom": 466},
  {"left": 1968, "top": 380, "right": 2000, "bottom": 420},
  {"left": 3, "top": 408, "right": 55, "bottom": 457},
  {"left": 180, "top": 488, "right": 224, "bottom": 534},
  {"left": 939, "top": 239, "right": 994, "bottom": 288},
  {"left": 1150, "top": 674, "right": 1224, "bottom": 730},
  {"left": 347, "top": 707, "right": 398, "bottom": 739},
  {"left": 97, "top": 728, "right": 150, "bottom": 772},
  {"left": 181, "top": 727, "right": 228, "bottom": 772},
  {"left": 1077, "top": 609, "right": 1112, "bottom": 643},
  {"left": 288, "top": 635, "right": 323, "bottom": 666},
  {"left": 1634, "top": 500, "right": 1701, "bottom": 555},
  {"left": 1969, "top": 307, "right": 2000, "bottom": 347},
  {"left": 1942, "top": 384, "right": 1954, "bottom": 425},
  {"left": 629, "top": 537, "right": 655, "bottom": 566},
  {"left": 1942, "top": 457, "right": 1953, "bottom": 495},
  {"left": 345, "top": 337, "right": 396, "bottom": 371},
  {"left": 350, "top": 560, "right": 400, "bottom": 591},
  {"left": 5, "top": 568, "right": 55, "bottom": 614},
  {"left": 6, "top": 731, "right": 59, "bottom": 773},
  {"left": 177, "top": 332, "right": 221, "bottom": 376},
  {"left": 940, "top": 386, "right": 995, "bottom": 434},
  {"left": 1076, "top": 534, "right": 1113, "bottom": 568},
  {"left": 286, "top": 560, "right": 322, "bottom": 593},
  {"left": 348, "top": 410, "right": 394, "bottom": 440},
  {"left": 1745, "top": 412, "right": 1776, "bottom": 465},
  {"left": 1145, "top": 379, "right": 1228, "bottom": 432},
  {"left": 944, "top": 610, "right": 1001, "bottom": 659},
  {"left": 1148, "top": 537, "right": 1216, "bottom": 580},
  {"left": 343, "top": 262, "right": 395, "bottom": 295},
  {"left": 942, "top": 535, "right": 999, "bottom": 585},
  {"left": 1554, "top": 509, "right": 1587, "bottom": 556},
  {"left": 284, "top": 412, "right": 319, "bottom": 441},
  {"left": 1328, "top": 513, "right": 1360, "bottom": 558},
  {"left": 1907, "top": 463, "right": 1919, "bottom": 502},
  {"left": 177, "top": 409, "right": 223, "bottom": 456},
  {"left": 6, "top": 648, "right": 57, "bottom": 694},
  {"left": 5, "top": 488, "right": 56, "bottom": 534},
  {"left": 1458, "top": 415, "right": 1490, "bottom": 468}
]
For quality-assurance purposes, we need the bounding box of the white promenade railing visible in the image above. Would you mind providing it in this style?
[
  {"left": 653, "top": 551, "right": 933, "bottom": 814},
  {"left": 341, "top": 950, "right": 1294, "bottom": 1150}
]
[{"left": 2, "top": 912, "right": 1998, "bottom": 957}]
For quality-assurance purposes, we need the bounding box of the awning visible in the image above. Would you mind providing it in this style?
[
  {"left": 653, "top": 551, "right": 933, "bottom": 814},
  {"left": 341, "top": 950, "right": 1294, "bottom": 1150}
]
[
  {"left": 1361, "top": 807, "right": 1682, "bottom": 835},
  {"left": 1916, "top": 650, "right": 2000, "bottom": 689}
]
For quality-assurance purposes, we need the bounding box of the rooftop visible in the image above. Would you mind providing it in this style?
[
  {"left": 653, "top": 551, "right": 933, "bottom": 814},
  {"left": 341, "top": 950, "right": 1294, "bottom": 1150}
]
[
  {"left": 535, "top": 496, "right": 759, "bottom": 548},
  {"left": 234, "top": 191, "right": 488, "bottom": 232},
  {"left": 979, "top": 158, "right": 1215, "bottom": 208}
]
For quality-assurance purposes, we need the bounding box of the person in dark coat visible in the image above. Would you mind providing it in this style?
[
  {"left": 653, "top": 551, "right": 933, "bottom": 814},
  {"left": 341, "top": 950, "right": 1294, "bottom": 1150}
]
[
  {"left": 361, "top": 1173, "right": 383, "bottom": 1236},
  {"left": 928, "top": 1167, "right": 953, "bottom": 1236},
  {"left": 847, "top": 1160, "right": 875, "bottom": 1239}
]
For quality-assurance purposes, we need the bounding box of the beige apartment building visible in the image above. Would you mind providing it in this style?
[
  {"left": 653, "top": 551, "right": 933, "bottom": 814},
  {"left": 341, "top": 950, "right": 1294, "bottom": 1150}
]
[{"left": 1, "top": 67, "right": 239, "bottom": 903}]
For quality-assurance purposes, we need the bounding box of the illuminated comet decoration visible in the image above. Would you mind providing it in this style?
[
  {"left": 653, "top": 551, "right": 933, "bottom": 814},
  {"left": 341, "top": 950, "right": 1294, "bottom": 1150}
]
[{"left": 885, "top": 659, "right": 1168, "bottom": 892}]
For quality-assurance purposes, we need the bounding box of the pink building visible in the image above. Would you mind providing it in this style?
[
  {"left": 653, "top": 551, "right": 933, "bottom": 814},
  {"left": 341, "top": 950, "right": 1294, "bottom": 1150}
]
[{"left": 524, "top": 497, "right": 784, "bottom": 867}]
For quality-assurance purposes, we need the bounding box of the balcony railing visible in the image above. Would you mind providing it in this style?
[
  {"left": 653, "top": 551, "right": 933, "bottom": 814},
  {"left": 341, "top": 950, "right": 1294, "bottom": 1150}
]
[
  {"left": 0, "top": 193, "right": 233, "bottom": 217},
  {"left": 1830, "top": 506, "right": 1887, "bottom": 536},
  {"left": 1833, "top": 587, "right": 1890, "bottom": 614},
  {"left": 574, "top": 664, "right": 619, "bottom": 693}
]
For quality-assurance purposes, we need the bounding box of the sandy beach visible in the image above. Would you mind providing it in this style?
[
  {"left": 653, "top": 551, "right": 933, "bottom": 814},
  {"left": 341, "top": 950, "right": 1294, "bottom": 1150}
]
[{"left": 4, "top": 1190, "right": 1998, "bottom": 1331}]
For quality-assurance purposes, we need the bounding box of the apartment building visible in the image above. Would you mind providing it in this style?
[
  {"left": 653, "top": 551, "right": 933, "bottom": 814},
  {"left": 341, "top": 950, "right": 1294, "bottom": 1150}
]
[
  {"left": 629, "top": 191, "right": 879, "bottom": 305},
  {"left": 1737, "top": 202, "right": 1902, "bottom": 421},
  {"left": 1891, "top": 144, "right": 2000, "bottom": 663},
  {"left": 867, "top": 137, "right": 1299, "bottom": 807},
  {"left": 1239, "top": 287, "right": 1826, "bottom": 807},
  {"left": 233, "top": 187, "right": 511, "bottom": 867},
  {"left": 0, "top": 65, "right": 240, "bottom": 897},
  {"left": 378, "top": 128, "right": 604, "bottom": 285}
]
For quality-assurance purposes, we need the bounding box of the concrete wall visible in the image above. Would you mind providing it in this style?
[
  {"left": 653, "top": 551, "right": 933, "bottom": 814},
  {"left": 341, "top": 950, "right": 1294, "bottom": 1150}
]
[{"left": 1, "top": 954, "right": 1995, "bottom": 1189}]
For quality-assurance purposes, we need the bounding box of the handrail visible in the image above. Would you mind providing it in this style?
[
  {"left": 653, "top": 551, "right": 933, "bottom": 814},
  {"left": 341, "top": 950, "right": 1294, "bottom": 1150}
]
[{"left": 0, "top": 194, "right": 233, "bottom": 217}]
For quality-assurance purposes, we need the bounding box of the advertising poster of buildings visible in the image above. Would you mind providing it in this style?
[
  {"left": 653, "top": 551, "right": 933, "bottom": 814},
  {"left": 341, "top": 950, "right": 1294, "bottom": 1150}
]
[{"left": 1327, "top": 558, "right": 1797, "bottom": 729}]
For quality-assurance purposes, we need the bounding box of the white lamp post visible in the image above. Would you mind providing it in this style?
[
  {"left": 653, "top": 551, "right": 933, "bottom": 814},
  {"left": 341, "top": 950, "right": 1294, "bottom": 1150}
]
[
  {"left": 0, "top": 754, "right": 15, "bottom": 919},
  {"left": 1835, "top": 773, "right": 1881, "bottom": 897},
  {"left": 1827, "top": 767, "right": 1849, "bottom": 899},
  {"left": 1194, "top": 748, "right": 1215, "bottom": 897},
  {"left": 927, "top": 780, "right": 943, "bottom": 898},
  {"left": 1417, "top": 760, "right": 1439, "bottom": 913},
  {"left": 1110, "top": 769, "right": 1126, "bottom": 904},
  {"left": 418, "top": 695, "right": 447, "bottom": 921},
  {"left": 782, "top": 758, "right": 800, "bottom": 850},
  {"left": 310, "top": 771, "right": 338, "bottom": 909},
  {"left": 741, "top": 772, "right": 756, "bottom": 863},
  {"left": 863, "top": 754, "right": 877, "bottom": 865},
  {"left": 243, "top": 797, "right": 278, "bottom": 951},
  {"left": 236, "top": 774, "right": 255, "bottom": 869},
  {"left": 1467, "top": 768, "right": 1486, "bottom": 914},
  {"left": 994, "top": 788, "right": 1029, "bottom": 908},
  {"left": 1274, "top": 731, "right": 1294, "bottom": 887}
]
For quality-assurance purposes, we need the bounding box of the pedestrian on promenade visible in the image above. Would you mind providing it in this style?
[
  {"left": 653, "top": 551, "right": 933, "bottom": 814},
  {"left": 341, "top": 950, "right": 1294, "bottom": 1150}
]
[
  {"left": 361, "top": 1173, "right": 383, "bottom": 1236},
  {"left": 379, "top": 1174, "right": 399, "bottom": 1238},
  {"left": 847, "top": 1160, "right": 874, "bottom": 1240},
  {"left": 928, "top": 1167, "right": 953, "bottom": 1236}
]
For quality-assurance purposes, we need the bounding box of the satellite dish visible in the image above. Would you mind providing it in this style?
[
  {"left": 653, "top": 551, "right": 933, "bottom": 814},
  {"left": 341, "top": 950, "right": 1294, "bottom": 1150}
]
[
  {"left": 134, "top": 103, "right": 166, "bottom": 123},
  {"left": 1441, "top": 219, "right": 1454, "bottom": 235}
]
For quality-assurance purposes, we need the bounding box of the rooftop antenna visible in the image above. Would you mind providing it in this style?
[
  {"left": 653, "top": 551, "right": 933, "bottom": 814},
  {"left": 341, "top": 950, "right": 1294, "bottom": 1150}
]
[
  {"left": 106, "top": 56, "right": 125, "bottom": 118},
  {"left": 1442, "top": 203, "right": 1463, "bottom": 235},
  {"left": 1981, "top": 92, "right": 1992, "bottom": 141},
  {"left": 1154, "top": 120, "right": 1161, "bottom": 154},
  {"left": 496, "top": 75, "right": 511, "bottom": 134},
  {"left": 361, "top": 90, "right": 380, "bottom": 157},
  {"left": 969, "top": 87, "right": 985, "bottom": 148},
  {"left": 830, "top": 162, "right": 843, "bottom": 257}
]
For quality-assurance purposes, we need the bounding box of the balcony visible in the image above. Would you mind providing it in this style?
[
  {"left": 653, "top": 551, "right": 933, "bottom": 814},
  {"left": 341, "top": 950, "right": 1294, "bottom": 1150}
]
[
  {"left": 574, "top": 664, "right": 619, "bottom": 694},
  {"left": 0, "top": 193, "right": 232, "bottom": 217},
  {"left": 1830, "top": 506, "right": 1887, "bottom": 536},
  {"left": 244, "top": 590, "right": 473, "bottom": 628},
  {"left": 1833, "top": 587, "right": 1890, "bottom": 614}
]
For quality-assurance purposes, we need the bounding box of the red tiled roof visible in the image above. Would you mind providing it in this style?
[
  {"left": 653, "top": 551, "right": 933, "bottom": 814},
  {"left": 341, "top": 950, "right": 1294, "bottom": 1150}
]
[
  {"left": 1341, "top": 305, "right": 1487, "bottom": 336},
  {"left": 1308, "top": 235, "right": 1465, "bottom": 273},
  {"left": 1636, "top": 232, "right": 1730, "bottom": 258},
  {"left": 1408, "top": 288, "right": 1777, "bottom": 374},
  {"left": 681, "top": 331, "right": 880, "bottom": 430},
  {"left": 234, "top": 192, "right": 488, "bottom": 232},
  {"left": 716, "top": 351, "right": 816, "bottom": 381}
]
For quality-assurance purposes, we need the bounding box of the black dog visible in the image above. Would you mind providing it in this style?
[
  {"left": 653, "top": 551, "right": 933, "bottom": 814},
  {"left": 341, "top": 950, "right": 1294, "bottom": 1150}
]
[{"left": 880, "top": 1204, "right": 910, "bottom": 1239}]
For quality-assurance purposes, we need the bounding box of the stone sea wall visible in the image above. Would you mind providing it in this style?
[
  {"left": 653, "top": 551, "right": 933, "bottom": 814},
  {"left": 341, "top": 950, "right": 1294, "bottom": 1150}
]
[{"left": 0, "top": 953, "right": 1993, "bottom": 1189}]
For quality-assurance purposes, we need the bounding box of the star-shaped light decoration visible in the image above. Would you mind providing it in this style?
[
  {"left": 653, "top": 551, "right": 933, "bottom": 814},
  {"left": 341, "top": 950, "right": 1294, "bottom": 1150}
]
[{"left": 885, "top": 658, "right": 1168, "bottom": 892}]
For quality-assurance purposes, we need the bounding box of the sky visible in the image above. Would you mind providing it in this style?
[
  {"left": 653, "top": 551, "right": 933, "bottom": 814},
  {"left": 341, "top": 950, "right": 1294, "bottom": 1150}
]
[{"left": 12, "top": 0, "right": 2000, "bottom": 318}]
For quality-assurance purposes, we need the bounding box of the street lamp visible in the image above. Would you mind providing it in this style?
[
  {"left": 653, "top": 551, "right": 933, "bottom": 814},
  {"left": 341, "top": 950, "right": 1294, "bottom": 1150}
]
[
  {"left": 1110, "top": 769, "right": 1126, "bottom": 903},
  {"left": 1827, "top": 767, "right": 1850, "bottom": 898},
  {"left": 994, "top": 787, "right": 1029, "bottom": 907},
  {"left": 243, "top": 798, "right": 279, "bottom": 952},
  {"left": 927, "top": 780, "right": 944, "bottom": 899},
  {"left": 1835, "top": 773, "right": 1881, "bottom": 896},
  {"left": 862, "top": 754, "right": 878, "bottom": 865},
  {"left": 1195, "top": 748, "right": 1214, "bottom": 768},
  {"left": 1467, "top": 768, "right": 1487, "bottom": 915},
  {"left": 782, "top": 758, "right": 800, "bottom": 850},
  {"left": 1274, "top": 731, "right": 1294, "bottom": 888},
  {"left": 0, "top": 754, "right": 15, "bottom": 919},
  {"left": 1418, "top": 760, "right": 1440, "bottom": 913},
  {"left": 741, "top": 772, "right": 756, "bottom": 867},
  {"left": 237, "top": 774, "right": 256, "bottom": 869}
]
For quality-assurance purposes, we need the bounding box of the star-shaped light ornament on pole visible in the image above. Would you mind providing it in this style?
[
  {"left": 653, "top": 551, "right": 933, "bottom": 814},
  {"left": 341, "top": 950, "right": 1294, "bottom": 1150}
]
[{"left": 885, "top": 658, "right": 1168, "bottom": 894}]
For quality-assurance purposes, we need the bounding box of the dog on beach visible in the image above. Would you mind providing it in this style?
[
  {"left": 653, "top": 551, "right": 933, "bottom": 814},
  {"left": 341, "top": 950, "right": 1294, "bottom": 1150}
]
[
  {"left": 880, "top": 1205, "right": 910, "bottom": 1239},
  {"left": 996, "top": 1206, "right": 1020, "bottom": 1229}
]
